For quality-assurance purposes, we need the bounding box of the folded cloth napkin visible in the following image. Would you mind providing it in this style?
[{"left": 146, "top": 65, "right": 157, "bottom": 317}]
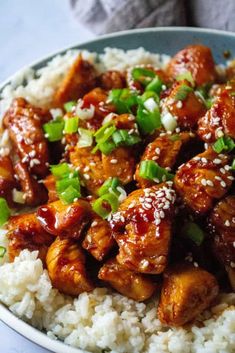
[{"left": 70, "top": 0, "right": 235, "bottom": 34}]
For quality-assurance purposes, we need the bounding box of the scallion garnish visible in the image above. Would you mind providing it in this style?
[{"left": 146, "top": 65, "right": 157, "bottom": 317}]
[
  {"left": 182, "top": 221, "right": 205, "bottom": 246},
  {"left": 92, "top": 193, "right": 119, "bottom": 219},
  {"left": 64, "top": 101, "right": 76, "bottom": 113},
  {"left": 213, "top": 136, "right": 235, "bottom": 153},
  {"left": 112, "top": 129, "right": 141, "bottom": 147},
  {"left": 174, "top": 84, "right": 193, "bottom": 101},
  {"left": 92, "top": 123, "right": 117, "bottom": 155},
  {"left": 50, "top": 163, "right": 71, "bottom": 178},
  {"left": 139, "top": 160, "right": 174, "bottom": 182},
  {"left": 169, "top": 134, "right": 180, "bottom": 141},
  {"left": 0, "top": 246, "right": 6, "bottom": 258},
  {"left": 60, "top": 185, "right": 81, "bottom": 204},
  {"left": 231, "top": 159, "right": 235, "bottom": 170},
  {"left": 176, "top": 71, "right": 194, "bottom": 86},
  {"left": 43, "top": 119, "right": 64, "bottom": 142},
  {"left": 77, "top": 128, "right": 94, "bottom": 147},
  {"left": 136, "top": 106, "right": 161, "bottom": 134},
  {"left": 0, "top": 198, "right": 10, "bottom": 226},
  {"left": 108, "top": 89, "right": 138, "bottom": 114},
  {"left": 131, "top": 67, "right": 155, "bottom": 86},
  {"left": 64, "top": 116, "right": 79, "bottom": 134},
  {"left": 145, "top": 76, "right": 163, "bottom": 94},
  {"left": 98, "top": 177, "right": 121, "bottom": 197}
]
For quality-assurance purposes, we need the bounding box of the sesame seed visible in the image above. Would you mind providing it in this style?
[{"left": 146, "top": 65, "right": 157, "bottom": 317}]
[
  {"left": 84, "top": 174, "right": 90, "bottom": 180},
  {"left": 176, "top": 100, "right": 183, "bottom": 109},
  {"left": 213, "top": 158, "right": 221, "bottom": 164},
  {"left": 225, "top": 220, "right": 231, "bottom": 227},
  {"left": 91, "top": 221, "right": 98, "bottom": 227},
  {"left": 228, "top": 176, "right": 234, "bottom": 180},
  {"left": 84, "top": 166, "right": 90, "bottom": 172},
  {"left": 230, "top": 262, "right": 235, "bottom": 268},
  {"left": 193, "top": 262, "right": 199, "bottom": 267},
  {"left": 233, "top": 242, "right": 235, "bottom": 248},
  {"left": 110, "top": 159, "right": 118, "bottom": 164},
  {"left": 220, "top": 168, "right": 226, "bottom": 174},
  {"left": 224, "top": 165, "right": 231, "bottom": 171},
  {"left": 215, "top": 175, "right": 222, "bottom": 181},
  {"left": 205, "top": 132, "right": 212, "bottom": 140},
  {"left": 155, "top": 147, "right": 160, "bottom": 155},
  {"left": 220, "top": 181, "right": 226, "bottom": 188},
  {"left": 201, "top": 178, "right": 207, "bottom": 186},
  {"left": 90, "top": 162, "right": 96, "bottom": 166},
  {"left": 207, "top": 180, "right": 214, "bottom": 187},
  {"left": 201, "top": 158, "right": 207, "bottom": 163}
]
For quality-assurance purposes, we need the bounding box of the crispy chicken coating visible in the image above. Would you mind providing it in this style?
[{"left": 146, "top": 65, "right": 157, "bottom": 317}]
[
  {"left": 98, "top": 258, "right": 156, "bottom": 301},
  {"left": 135, "top": 132, "right": 192, "bottom": 188},
  {"left": 0, "top": 156, "right": 17, "bottom": 205},
  {"left": 37, "top": 199, "right": 91, "bottom": 239},
  {"left": 43, "top": 174, "right": 58, "bottom": 202},
  {"left": 209, "top": 196, "right": 235, "bottom": 271},
  {"left": 3, "top": 98, "right": 50, "bottom": 177},
  {"left": 198, "top": 86, "right": 235, "bottom": 143},
  {"left": 158, "top": 264, "right": 219, "bottom": 326},
  {"left": 82, "top": 215, "right": 115, "bottom": 261},
  {"left": 98, "top": 70, "right": 126, "bottom": 90},
  {"left": 54, "top": 55, "right": 97, "bottom": 106},
  {"left": 166, "top": 44, "right": 216, "bottom": 86},
  {"left": 162, "top": 81, "right": 206, "bottom": 128},
  {"left": 7, "top": 213, "right": 54, "bottom": 263},
  {"left": 174, "top": 148, "right": 233, "bottom": 214},
  {"left": 14, "top": 161, "right": 48, "bottom": 206},
  {"left": 111, "top": 183, "right": 176, "bottom": 274},
  {"left": 46, "top": 237, "right": 94, "bottom": 296}
]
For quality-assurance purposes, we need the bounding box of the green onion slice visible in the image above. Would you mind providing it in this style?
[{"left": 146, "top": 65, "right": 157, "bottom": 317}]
[
  {"left": 0, "top": 198, "right": 10, "bottom": 226},
  {"left": 213, "top": 136, "right": 235, "bottom": 153},
  {"left": 43, "top": 119, "right": 64, "bottom": 142},
  {"left": 64, "top": 101, "right": 76, "bottom": 113},
  {"left": 131, "top": 67, "right": 155, "bottom": 86},
  {"left": 174, "top": 84, "right": 193, "bottom": 101},
  {"left": 77, "top": 128, "right": 94, "bottom": 147},
  {"left": 0, "top": 246, "right": 6, "bottom": 258},
  {"left": 98, "top": 177, "right": 121, "bottom": 197},
  {"left": 231, "top": 159, "right": 235, "bottom": 170},
  {"left": 92, "top": 193, "right": 119, "bottom": 219},
  {"left": 182, "top": 221, "right": 205, "bottom": 246},
  {"left": 176, "top": 71, "right": 195, "bottom": 86},
  {"left": 108, "top": 89, "right": 138, "bottom": 114},
  {"left": 50, "top": 163, "right": 71, "bottom": 179},
  {"left": 145, "top": 76, "right": 163, "bottom": 94},
  {"left": 64, "top": 116, "right": 79, "bottom": 134},
  {"left": 139, "top": 160, "right": 174, "bottom": 182},
  {"left": 136, "top": 106, "right": 161, "bottom": 134},
  {"left": 60, "top": 185, "right": 81, "bottom": 204},
  {"left": 112, "top": 129, "right": 141, "bottom": 147}
]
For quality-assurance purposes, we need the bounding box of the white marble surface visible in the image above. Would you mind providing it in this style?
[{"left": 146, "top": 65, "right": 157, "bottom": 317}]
[{"left": 0, "top": 1, "right": 95, "bottom": 352}]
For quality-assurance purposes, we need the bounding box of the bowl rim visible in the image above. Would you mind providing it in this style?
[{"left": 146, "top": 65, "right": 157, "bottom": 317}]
[{"left": 1, "top": 25, "right": 235, "bottom": 353}]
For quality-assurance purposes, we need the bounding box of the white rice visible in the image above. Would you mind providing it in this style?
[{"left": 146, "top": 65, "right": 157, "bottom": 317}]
[{"left": 0, "top": 47, "right": 234, "bottom": 353}]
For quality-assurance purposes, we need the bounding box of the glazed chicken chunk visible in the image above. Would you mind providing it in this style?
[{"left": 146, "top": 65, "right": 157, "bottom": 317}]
[
  {"left": 158, "top": 264, "right": 219, "bottom": 326},
  {"left": 37, "top": 199, "right": 91, "bottom": 239},
  {"left": 3, "top": 97, "right": 51, "bottom": 177},
  {"left": 174, "top": 148, "right": 233, "bottom": 214},
  {"left": 111, "top": 183, "right": 176, "bottom": 274},
  {"left": 198, "top": 85, "right": 235, "bottom": 142},
  {"left": 7, "top": 213, "right": 54, "bottom": 263},
  {"left": 0, "top": 156, "right": 17, "bottom": 205},
  {"left": 82, "top": 215, "right": 115, "bottom": 261},
  {"left": 166, "top": 44, "right": 216, "bottom": 86},
  {"left": 98, "top": 258, "right": 156, "bottom": 301},
  {"left": 46, "top": 237, "right": 94, "bottom": 296}
]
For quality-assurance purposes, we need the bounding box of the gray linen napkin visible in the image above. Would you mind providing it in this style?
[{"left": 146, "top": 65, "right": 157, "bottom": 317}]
[{"left": 70, "top": 0, "right": 235, "bottom": 34}]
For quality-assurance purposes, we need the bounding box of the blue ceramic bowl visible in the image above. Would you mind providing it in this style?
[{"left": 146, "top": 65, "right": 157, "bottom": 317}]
[{"left": 0, "top": 27, "right": 235, "bottom": 353}]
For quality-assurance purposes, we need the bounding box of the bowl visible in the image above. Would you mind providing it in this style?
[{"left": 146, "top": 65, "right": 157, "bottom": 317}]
[{"left": 0, "top": 27, "right": 235, "bottom": 353}]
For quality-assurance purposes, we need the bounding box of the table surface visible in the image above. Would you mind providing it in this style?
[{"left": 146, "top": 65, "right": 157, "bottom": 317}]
[{"left": 0, "top": 1, "right": 94, "bottom": 351}]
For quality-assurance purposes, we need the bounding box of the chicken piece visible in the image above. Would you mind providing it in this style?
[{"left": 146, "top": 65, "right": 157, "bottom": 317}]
[
  {"left": 3, "top": 98, "right": 50, "bottom": 177},
  {"left": 98, "top": 258, "right": 156, "bottom": 301},
  {"left": 0, "top": 156, "right": 17, "bottom": 205},
  {"left": 158, "top": 264, "right": 219, "bottom": 326},
  {"left": 70, "top": 146, "right": 105, "bottom": 195},
  {"left": 135, "top": 132, "right": 192, "bottom": 188},
  {"left": 102, "top": 147, "right": 136, "bottom": 185},
  {"left": 174, "top": 148, "right": 233, "bottom": 214},
  {"left": 43, "top": 174, "right": 58, "bottom": 202},
  {"left": 162, "top": 81, "right": 206, "bottom": 128},
  {"left": 111, "top": 183, "right": 176, "bottom": 274},
  {"left": 54, "top": 55, "right": 97, "bottom": 106},
  {"left": 198, "top": 86, "right": 235, "bottom": 143},
  {"left": 98, "top": 70, "right": 126, "bottom": 90},
  {"left": 226, "top": 60, "right": 235, "bottom": 80},
  {"left": 46, "top": 237, "right": 94, "bottom": 296},
  {"left": 7, "top": 213, "right": 54, "bottom": 263},
  {"left": 14, "top": 162, "right": 48, "bottom": 207},
  {"left": 82, "top": 216, "right": 115, "bottom": 261},
  {"left": 166, "top": 45, "right": 216, "bottom": 86},
  {"left": 209, "top": 196, "right": 235, "bottom": 274},
  {"left": 37, "top": 199, "right": 91, "bottom": 239}
]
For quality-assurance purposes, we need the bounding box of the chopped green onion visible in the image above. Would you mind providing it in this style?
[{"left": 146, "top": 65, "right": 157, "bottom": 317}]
[
  {"left": 43, "top": 119, "right": 64, "bottom": 142},
  {"left": 92, "top": 193, "right": 119, "bottom": 219},
  {"left": 231, "top": 159, "right": 235, "bottom": 170},
  {"left": 92, "top": 124, "right": 117, "bottom": 154},
  {"left": 195, "top": 90, "right": 212, "bottom": 109},
  {"left": 77, "top": 128, "right": 94, "bottom": 147},
  {"left": 64, "top": 101, "right": 76, "bottom": 112},
  {"left": 174, "top": 84, "right": 193, "bottom": 101},
  {"left": 131, "top": 67, "right": 155, "bottom": 86},
  {"left": 213, "top": 136, "right": 235, "bottom": 153},
  {"left": 136, "top": 106, "right": 161, "bottom": 134},
  {"left": 98, "top": 177, "right": 121, "bottom": 197},
  {"left": 169, "top": 134, "right": 180, "bottom": 141},
  {"left": 0, "top": 246, "right": 6, "bottom": 258},
  {"left": 56, "top": 177, "right": 80, "bottom": 195},
  {"left": 108, "top": 89, "right": 138, "bottom": 114},
  {"left": 98, "top": 140, "right": 116, "bottom": 155},
  {"left": 139, "top": 160, "right": 174, "bottom": 182},
  {"left": 176, "top": 71, "right": 194, "bottom": 86},
  {"left": 145, "top": 76, "right": 163, "bottom": 94},
  {"left": 50, "top": 163, "right": 71, "bottom": 179},
  {"left": 0, "top": 198, "right": 10, "bottom": 226},
  {"left": 138, "top": 91, "right": 160, "bottom": 105},
  {"left": 64, "top": 116, "right": 79, "bottom": 134},
  {"left": 60, "top": 185, "right": 81, "bottom": 204},
  {"left": 182, "top": 221, "right": 205, "bottom": 246},
  {"left": 112, "top": 129, "right": 141, "bottom": 147}
]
